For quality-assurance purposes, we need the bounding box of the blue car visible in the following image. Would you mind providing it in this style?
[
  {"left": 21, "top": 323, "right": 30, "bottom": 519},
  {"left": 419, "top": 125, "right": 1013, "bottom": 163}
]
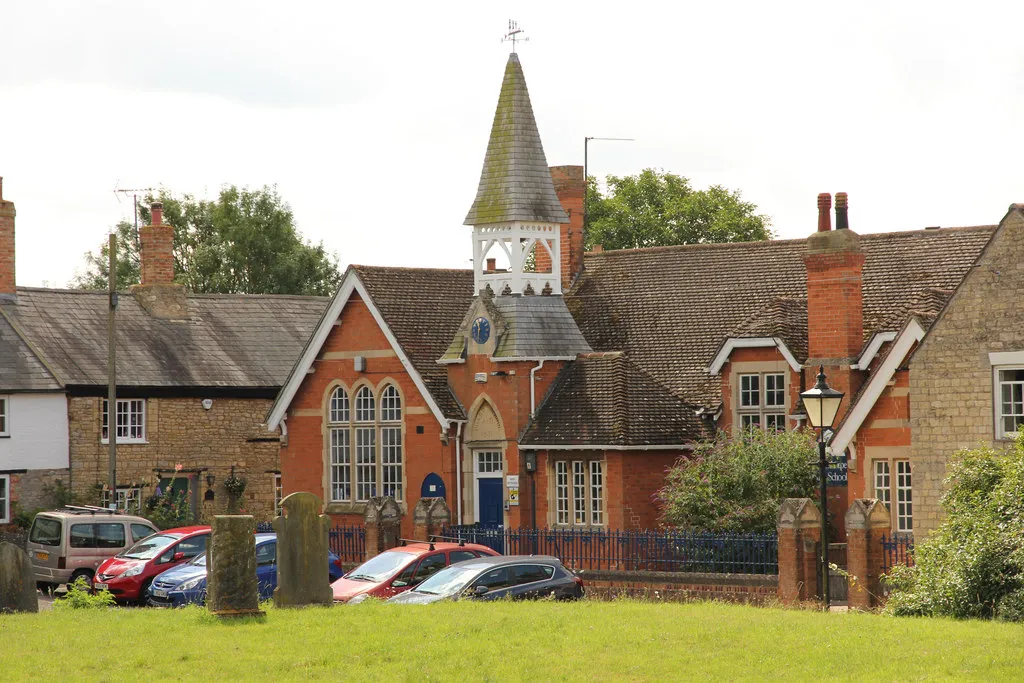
[{"left": 146, "top": 532, "right": 344, "bottom": 607}]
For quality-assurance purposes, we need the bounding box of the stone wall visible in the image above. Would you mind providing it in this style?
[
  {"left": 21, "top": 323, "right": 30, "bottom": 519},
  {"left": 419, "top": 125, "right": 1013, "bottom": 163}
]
[
  {"left": 68, "top": 396, "right": 281, "bottom": 521},
  {"left": 5, "top": 468, "right": 70, "bottom": 517},
  {"left": 581, "top": 569, "right": 777, "bottom": 604},
  {"left": 910, "top": 209, "right": 1024, "bottom": 538}
]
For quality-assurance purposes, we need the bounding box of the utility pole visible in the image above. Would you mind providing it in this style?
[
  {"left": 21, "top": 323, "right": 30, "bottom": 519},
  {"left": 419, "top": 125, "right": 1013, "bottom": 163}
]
[{"left": 107, "top": 233, "right": 118, "bottom": 509}]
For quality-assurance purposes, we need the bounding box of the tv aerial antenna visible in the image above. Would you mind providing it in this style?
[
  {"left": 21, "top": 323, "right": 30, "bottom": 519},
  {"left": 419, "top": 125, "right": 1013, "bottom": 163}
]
[
  {"left": 113, "top": 184, "right": 157, "bottom": 251},
  {"left": 503, "top": 20, "right": 529, "bottom": 53}
]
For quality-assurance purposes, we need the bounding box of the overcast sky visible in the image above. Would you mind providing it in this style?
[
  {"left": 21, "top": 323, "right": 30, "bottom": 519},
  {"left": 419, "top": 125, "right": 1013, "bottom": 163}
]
[{"left": 2, "top": 1, "right": 1023, "bottom": 287}]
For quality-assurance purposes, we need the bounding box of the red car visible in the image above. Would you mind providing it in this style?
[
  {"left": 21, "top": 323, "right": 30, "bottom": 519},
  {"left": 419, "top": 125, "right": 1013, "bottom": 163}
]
[
  {"left": 93, "top": 525, "right": 211, "bottom": 603},
  {"left": 332, "top": 541, "right": 499, "bottom": 604}
]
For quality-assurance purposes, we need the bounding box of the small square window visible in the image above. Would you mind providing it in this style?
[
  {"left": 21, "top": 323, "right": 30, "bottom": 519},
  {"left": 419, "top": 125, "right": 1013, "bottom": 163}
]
[
  {"left": 0, "top": 396, "right": 9, "bottom": 436},
  {"left": 102, "top": 399, "right": 146, "bottom": 443}
]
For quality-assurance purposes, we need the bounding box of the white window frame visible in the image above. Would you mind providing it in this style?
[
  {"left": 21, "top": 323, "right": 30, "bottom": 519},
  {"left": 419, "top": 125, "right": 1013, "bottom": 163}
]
[
  {"left": 0, "top": 474, "right": 9, "bottom": 523},
  {"left": 874, "top": 460, "right": 891, "bottom": 512},
  {"left": 553, "top": 459, "right": 605, "bottom": 527},
  {"left": 995, "top": 366, "right": 1024, "bottom": 440},
  {"left": 101, "top": 398, "right": 147, "bottom": 444},
  {"left": 737, "top": 373, "right": 786, "bottom": 432},
  {"left": 101, "top": 487, "right": 142, "bottom": 514},
  {"left": 0, "top": 396, "right": 9, "bottom": 437},
  {"left": 273, "top": 473, "right": 283, "bottom": 516},
  {"left": 325, "top": 384, "right": 404, "bottom": 504},
  {"left": 895, "top": 460, "right": 912, "bottom": 533}
]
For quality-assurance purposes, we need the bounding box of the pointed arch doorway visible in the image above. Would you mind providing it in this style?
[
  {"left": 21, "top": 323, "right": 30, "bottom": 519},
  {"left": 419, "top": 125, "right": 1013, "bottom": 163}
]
[{"left": 465, "top": 397, "right": 506, "bottom": 527}]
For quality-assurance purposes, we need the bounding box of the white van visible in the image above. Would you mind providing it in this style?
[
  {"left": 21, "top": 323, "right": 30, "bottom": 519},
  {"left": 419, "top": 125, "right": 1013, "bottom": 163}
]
[{"left": 26, "top": 506, "right": 159, "bottom": 591}]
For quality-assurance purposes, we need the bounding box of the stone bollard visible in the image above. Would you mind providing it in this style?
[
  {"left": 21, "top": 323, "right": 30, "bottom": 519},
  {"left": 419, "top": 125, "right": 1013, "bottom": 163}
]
[
  {"left": 845, "top": 499, "right": 891, "bottom": 610},
  {"left": 207, "top": 515, "right": 262, "bottom": 618},
  {"left": 272, "top": 492, "right": 332, "bottom": 608},
  {"left": 363, "top": 497, "right": 402, "bottom": 561},
  {"left": 776, "top": 498, "right": 823, "bottom": 605},
  {"left": 412, "top": 497, "right": 452, "bottom": 541},
  {"left": 0, "top": 542, "right": 38, "bottom": 614}
]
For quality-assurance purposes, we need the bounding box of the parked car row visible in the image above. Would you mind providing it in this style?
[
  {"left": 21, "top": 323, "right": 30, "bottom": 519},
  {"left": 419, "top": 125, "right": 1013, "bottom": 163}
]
[{"left": 26, "top": 508, "right": 585, "bottom": 606}]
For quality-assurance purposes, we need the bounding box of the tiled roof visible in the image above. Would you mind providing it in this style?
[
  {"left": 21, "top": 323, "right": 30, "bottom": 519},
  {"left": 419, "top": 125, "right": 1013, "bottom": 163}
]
[
  {"left": 1, "top": 288, "right": 328, "bottom": 389},
  {"left": 0, "top": 312, "right": 61, "bottom": 391},
  {"left": 521, "top": 352, "right": 702, "bottom": 447},
  {"left": 490, "top": 295, "right": 592, "bottom": 358},
  {"left": 567, "top": 226, "right": 996, "bottom": 408},
  {"left": 463, "top": 53, "right": 568, "bottom": 226},
  {"left": 728, "top": 297, "right": 809, "bottom": 362},
  {"left": 352, "top": 266, "right": 476, "bottom": 419}
]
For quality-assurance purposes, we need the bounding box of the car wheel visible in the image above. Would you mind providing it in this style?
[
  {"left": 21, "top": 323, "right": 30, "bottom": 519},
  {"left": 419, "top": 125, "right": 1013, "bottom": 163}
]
[
  {"left": 138, "top": 579, "right": 154, "bottom": 606},
  {"left": 69, "top": 569, "right": 93, "bottom": 588},
  {"left": 37, "top": 581, "right": 58, "bottom": 595}
]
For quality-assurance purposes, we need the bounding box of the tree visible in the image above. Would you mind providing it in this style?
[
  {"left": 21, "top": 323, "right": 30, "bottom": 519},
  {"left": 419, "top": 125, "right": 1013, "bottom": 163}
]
[
  {"left": 656, "top": 429, "right": 817, "bottom": 533},
  {"left": 73, "top": 185, "right": 342, "bottom": 296},
  {"left": 585, "top": 169, "right": 772, "bottom": 250},
  {"left": 885, "top": 437, "right": 1024, "bottom": 621}
]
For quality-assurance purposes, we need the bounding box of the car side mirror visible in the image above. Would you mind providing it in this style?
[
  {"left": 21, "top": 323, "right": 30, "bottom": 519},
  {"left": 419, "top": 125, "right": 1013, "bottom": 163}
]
[
  {"left": 474, "top": 585, "right": 490, "bottom": 597},
  {"left": 172, "top": 552, "right": 185, "bottom": 562},
  {"left": 392, "top": 580, "right": 408, "bottom": 588}
]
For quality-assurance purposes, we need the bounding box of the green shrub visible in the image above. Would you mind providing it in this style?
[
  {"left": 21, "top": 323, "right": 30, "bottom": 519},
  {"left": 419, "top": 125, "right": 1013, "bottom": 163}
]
[
  {"left": 656, "top": 428, "right": 818, "bottom": 532},
  {"left": 885, "top": 437, "right": 1024, "bottom": 620},
  {"left": 54, "top": 577, "right": 116, "bottom": 610}
]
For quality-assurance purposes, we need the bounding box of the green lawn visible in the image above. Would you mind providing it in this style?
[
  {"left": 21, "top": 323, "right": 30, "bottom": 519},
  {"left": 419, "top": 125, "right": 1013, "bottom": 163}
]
[{"left": 2, "top": 600, "right": 1022, "bottom": 681}]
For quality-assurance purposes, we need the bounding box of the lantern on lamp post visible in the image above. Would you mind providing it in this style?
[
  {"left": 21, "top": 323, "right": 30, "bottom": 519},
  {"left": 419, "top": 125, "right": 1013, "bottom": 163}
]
[{"left": 800, "top": 366, "right": 844, "bottom": 609}]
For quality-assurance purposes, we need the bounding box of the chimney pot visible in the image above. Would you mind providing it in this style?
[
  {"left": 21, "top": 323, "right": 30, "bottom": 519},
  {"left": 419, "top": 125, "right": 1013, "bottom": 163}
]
[
  {"left": 835, "top": 192, "right": 849, "bottom": 230},
  {"left": 486, "top": 257, "right": 496, "bottom": 272},
  {"left": 817, "top": 193, "right": 832, "bottom": 232},
  {"left": 151, "top": 201, "right": 164, "bottom": 226}
]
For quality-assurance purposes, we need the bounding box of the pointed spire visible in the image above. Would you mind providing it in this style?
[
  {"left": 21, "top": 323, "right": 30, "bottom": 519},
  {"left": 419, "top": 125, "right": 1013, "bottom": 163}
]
[{"left": 464, "top": 53, "right": 569, "bottom": 226}]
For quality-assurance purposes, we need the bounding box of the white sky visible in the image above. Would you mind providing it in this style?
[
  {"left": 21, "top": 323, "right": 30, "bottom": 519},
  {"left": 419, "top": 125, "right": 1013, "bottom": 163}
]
[{"left": 3, "top": 1, "right": 1023, "bottom": 287}]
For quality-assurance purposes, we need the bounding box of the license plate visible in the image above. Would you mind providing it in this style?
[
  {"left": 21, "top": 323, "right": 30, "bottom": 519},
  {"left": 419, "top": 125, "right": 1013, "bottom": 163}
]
[
  {"left": 35, "top": 551, "right": 49, "bottom": 561},
  {"left": 153, "top": 589, "right": 168, "bottom": 598},
  {"left": 94, "top": 583, "right": 109, "bottom": 591}
]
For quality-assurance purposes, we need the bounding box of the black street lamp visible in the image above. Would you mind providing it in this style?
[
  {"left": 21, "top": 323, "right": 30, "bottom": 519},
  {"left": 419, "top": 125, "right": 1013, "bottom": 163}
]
[{"left": 800, "top": 366, "right": 844, "bottom": 610}]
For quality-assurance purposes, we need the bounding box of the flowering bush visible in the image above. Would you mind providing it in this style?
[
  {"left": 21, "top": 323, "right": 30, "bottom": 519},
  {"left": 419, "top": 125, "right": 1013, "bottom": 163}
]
[{"left": 656, "top": 428, "right": 818, "bottom": 532}]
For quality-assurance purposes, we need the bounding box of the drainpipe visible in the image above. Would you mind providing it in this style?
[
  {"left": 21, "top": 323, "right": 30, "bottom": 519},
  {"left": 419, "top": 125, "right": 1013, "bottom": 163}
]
[
  {"left": 455, "top": 421, "right": 464, "bottom": 525},
  {"left": 530, "top": 360, "right": 547, "bottom": 418}
]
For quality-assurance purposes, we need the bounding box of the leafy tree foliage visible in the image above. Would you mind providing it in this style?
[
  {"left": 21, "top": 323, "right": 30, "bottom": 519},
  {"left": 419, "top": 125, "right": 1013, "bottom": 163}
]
[
  {"left": 885, "top": 438, "right": 1024, "bottom": 621},
  {"left": 73, "top": 186, "right": 341, "bottom": 296},
  {"left": 656, "top": 429, "right": 817, "bottom": 533},
  {"left": 585, "top": 169, "right": 772, "bottom": 250}
]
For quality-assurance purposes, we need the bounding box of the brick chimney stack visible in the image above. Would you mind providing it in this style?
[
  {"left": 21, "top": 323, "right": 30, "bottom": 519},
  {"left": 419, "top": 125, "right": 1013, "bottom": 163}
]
[
  {"left": 804, "top": 192, "right": 865, "bottom": 405},
  {"left": 139, "top": 201, "right": 174, "bottom": 286},
  {"left": 0, "top": 178, "right": 15, "bottom": 301},
  {"left": 541, "top": 165, "right": 586, "bottom": 291}
]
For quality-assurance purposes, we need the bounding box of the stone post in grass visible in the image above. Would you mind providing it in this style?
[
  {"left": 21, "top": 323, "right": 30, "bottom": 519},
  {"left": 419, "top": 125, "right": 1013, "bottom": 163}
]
[
  {"left": 777, "top": 498, "right": 823, "bottom": 605},
  {"left": 0, "top": 542, "right": 38, "bottom": 613},
  {"left": 845, "top": 499, "right": 891, "bottom": 610},
  {"left": 363, "top": 496, "right": 402, "bottom": 561},
  {"left": 207, "top": 515, "right": 262, "bottom": 618},
  {"left": 273, "top": 492, "right": 332, "bottom": 608}
]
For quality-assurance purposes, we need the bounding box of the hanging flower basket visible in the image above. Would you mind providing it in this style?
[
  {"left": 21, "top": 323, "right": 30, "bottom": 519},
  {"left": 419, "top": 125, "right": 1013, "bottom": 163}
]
[{"left": 223, "top": 468, "right": 247, "bottom": 498}]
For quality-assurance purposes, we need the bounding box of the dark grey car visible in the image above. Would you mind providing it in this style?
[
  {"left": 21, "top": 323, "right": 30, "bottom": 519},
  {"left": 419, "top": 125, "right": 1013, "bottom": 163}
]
[{"left": 386, "top": 555, "right": 584, "bottom": 604}]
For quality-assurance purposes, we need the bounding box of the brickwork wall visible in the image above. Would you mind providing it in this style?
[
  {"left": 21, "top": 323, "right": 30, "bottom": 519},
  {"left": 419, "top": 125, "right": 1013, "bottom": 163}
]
[
  {"left": 139, "top": 223, "right": 175, "bottom": 286},
  {"left": 536, "top": 166, "right": 585, "bottom": 290},
  {"left": 804, "top": 247, "right": 865, "bottom": 361},
  {"left": 582, "top": 569, "right": 777, "bottom": 604},
  {"left": 280, "top": 294, "right": 455, "bottom": 538},
  {"left": 0, "top": 178, "right": 15, "bottom": 297},
  {"left": 910, "top": 211, "right": 1023, "bottom": 538},
  {"left": 68, "top": 395, "right": 281, "bottom": 520},
  {"left": 852, "top": 368, "right": 911, "bottom": 504},
  {"left": 719, "top": 347, "right": 804, "bottom": 435}
]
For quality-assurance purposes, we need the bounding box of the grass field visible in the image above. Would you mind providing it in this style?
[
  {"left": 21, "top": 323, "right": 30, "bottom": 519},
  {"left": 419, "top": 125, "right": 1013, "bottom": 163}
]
[{"left": 2, "top": 600, "right": 1023, "bottom": 681}]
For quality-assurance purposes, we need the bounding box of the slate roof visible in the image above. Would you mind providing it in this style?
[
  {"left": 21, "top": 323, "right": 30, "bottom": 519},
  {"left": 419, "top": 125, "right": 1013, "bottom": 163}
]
[
  {"left": 0, "top": 288, "right": 328, "bottom": 389},
  {"left": 0, "top": 312, "right": 61, "bottom": 391},
  {"left": 520, "top": 352, "right": 702, "bottom": 447},
  {"left": 352, "top": 266, "right": 476, "bottom": 419},
  {"left": 463, "top": 53, "right": 569, "bottom": 226},
  {"left": 490, "top": 295, "right": 592, "bottom": 358},
  {"left": 567, "top": 226, "right": 996, "bottom": 409}
]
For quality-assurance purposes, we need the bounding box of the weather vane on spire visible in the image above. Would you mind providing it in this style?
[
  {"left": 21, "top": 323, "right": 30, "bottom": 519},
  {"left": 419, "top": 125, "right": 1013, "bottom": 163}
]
[{"left": 502, "top": 20, "right": 529, "bottom": 53}]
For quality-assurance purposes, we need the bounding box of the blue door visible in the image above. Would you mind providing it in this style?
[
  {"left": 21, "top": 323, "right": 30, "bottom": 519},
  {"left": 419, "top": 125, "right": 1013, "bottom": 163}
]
[{"left": 478, "top": 478, "right": 503, "bottom": 527}]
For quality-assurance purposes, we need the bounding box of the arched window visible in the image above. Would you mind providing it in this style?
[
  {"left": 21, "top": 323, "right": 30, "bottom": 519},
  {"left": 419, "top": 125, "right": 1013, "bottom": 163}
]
[
  {"left": 328, "top": 388, "right": 351, "bottom": 502},
  {"left": 326, "top": 384, "right": 404, "bottom": 504},
  {"left": 380, "top": 386, "right": 403, "bottom": 500}
]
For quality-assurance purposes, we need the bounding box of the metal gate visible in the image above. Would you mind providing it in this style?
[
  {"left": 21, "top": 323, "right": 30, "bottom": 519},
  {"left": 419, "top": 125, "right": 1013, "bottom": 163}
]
[{"left": 815, "top": 542, "right": 848, "bottom": 605}]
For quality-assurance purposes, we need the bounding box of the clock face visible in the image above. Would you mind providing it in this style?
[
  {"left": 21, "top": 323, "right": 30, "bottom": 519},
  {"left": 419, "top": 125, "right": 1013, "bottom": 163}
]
[{"left": 471, "top": 317, "right": 491, "bottom": 344}]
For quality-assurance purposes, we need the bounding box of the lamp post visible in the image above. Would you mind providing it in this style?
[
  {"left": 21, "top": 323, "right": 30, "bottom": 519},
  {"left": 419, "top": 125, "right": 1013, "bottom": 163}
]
[{"left": 800, "top": 366, "right": 844, "bottom": 609}]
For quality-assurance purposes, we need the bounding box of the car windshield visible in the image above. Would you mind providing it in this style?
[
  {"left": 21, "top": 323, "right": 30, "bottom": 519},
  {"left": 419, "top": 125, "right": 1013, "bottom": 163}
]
[
  {"left": 188, "top": 553, "right": 208, "bottom": 567},
  {"left": 413, "top": 565, "right": 482, "bottom": 596},
  {"left": 29, "top": 517, "right": 62, "bottom": 547},
  {"left": 344, "top": 551, "right": 417, "bottom": 582},
  {"left": 118, "top": 533, "right": 180, "bottom": 560}
]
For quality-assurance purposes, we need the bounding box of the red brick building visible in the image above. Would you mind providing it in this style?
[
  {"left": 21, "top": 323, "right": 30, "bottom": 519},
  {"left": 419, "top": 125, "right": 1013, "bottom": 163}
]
[{"left": 268, "top": 53, "right": 997, "bottom": 538}]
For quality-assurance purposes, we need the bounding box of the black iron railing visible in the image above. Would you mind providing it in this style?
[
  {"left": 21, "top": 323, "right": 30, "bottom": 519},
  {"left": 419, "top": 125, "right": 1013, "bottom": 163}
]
[
  {"left": 441, "top": 525, "right": 778, "bottom": 575},
  {"left": 253, "top": 521, "right": 366, "bottom": 564},
  {"left": 880, "top": 533, "right": 915, "bottom": 572}
]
